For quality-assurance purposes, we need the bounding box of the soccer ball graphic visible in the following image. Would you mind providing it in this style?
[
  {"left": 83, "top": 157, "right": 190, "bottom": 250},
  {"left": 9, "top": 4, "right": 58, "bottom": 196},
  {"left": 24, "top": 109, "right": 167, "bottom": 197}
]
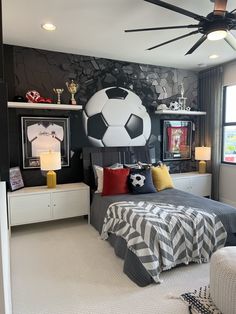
[
  {"left": 82, "top": 87, "right": 151, "bottom": 147},
  {"left": 130, "top": 174, "right": 146, "bottom": 187}
]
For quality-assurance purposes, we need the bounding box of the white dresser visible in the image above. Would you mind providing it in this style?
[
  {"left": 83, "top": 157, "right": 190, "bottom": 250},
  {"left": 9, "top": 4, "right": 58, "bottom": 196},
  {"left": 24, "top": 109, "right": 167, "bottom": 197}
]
[
  {"left": 8, "top": 183, "right": 90, "bottom": 226},
  {"left": 171, "top": 172, "right": 212, "bottom": 197}
]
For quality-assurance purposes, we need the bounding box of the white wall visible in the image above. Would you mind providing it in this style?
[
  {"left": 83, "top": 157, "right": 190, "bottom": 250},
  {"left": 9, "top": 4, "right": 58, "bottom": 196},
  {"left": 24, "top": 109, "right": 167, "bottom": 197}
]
[
  {"left": 223, "top": 60, "right": 236, "bottom": 86},
  {"left": 219, "top": 164, "right": 236, "bottom": 207},
  {"left": 219, "top": 60, "right": 236, "bottom": 205},
  {"left": 0, "top": 182, "right": 12, "bottom": 314}
]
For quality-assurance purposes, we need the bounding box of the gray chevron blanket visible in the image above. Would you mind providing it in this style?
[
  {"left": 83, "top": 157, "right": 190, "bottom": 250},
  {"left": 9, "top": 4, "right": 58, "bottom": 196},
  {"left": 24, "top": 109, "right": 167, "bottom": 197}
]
[{"left": 101, "top": 201, "right": 227, "bottom": 283}]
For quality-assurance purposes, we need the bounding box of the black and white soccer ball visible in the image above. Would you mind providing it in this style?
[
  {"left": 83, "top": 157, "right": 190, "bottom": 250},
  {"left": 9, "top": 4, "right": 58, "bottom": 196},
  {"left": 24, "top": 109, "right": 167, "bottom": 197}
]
[
  {"left": 82, "top": 87, "right": 151, "bottom": 147},
  {"left": 130, "top": 173, "right": 146, "bottom": 187}
]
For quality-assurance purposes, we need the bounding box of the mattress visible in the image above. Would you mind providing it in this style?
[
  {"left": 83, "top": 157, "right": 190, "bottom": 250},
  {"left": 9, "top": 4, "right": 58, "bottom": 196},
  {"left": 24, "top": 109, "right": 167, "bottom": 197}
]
[{"left": 90, "top": 189, "right": 236, "bottom": 286}]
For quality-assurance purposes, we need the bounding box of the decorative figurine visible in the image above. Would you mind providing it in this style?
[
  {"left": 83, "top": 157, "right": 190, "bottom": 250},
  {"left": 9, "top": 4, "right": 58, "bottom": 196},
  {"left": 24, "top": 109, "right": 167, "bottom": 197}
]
[
  {"left": 53, "top": 88, "right": 64, "bottom": 104},
  {"left": 66, "top": 80, "right": 79, "bottom": 105},
  {"left": 178, "top": 82, "right": 187, "bottom": 110},
  {"left": 169, "top": 101, "right": 180, "bottom": 111}
]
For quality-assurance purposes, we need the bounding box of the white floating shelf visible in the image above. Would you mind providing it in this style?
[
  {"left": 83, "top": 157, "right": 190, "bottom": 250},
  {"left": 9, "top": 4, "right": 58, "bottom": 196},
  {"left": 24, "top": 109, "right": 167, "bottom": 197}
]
[
  {"left": 154, "top": 109, "right": 206, "bottom": 115},
  {"left": 8, "top": 102, "right": 82, "bottom": 111}
]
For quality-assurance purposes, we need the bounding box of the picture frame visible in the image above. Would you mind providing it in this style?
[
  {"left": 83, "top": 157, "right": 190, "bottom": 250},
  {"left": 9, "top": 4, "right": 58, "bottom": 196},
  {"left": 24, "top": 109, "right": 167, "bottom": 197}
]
[
  {"left": 162, "top": 120, "right": 192, "bottom": 161},
  {"left": 9, "top": 167, "right": 24, "bottom": 191},
  {"left": 21, "top": 116, "right": 70, "bottom": 169}
]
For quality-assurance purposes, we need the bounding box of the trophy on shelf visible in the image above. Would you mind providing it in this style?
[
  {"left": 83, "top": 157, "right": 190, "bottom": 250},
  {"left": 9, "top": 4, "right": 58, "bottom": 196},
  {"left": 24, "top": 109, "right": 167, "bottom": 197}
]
[
  {"left": 66, "top": 80, "right": 79, "bottom": 105},
  {"left": 178, "top": 82, "right": 187, "bottom": 110},
  {"left": 53, "top": 88, "right": 64, "bottom": 104}
]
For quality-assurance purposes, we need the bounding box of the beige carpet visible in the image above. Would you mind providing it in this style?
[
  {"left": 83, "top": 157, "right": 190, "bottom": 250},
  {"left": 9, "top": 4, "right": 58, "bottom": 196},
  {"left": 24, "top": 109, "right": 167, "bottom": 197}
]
[{"left": 10, "top": 218, "right": 209, "bottom": 314}]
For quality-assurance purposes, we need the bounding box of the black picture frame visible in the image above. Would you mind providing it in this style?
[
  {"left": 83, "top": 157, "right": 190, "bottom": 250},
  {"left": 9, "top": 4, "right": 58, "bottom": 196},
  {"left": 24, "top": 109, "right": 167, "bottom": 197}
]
[
  {"left": 21, "top": 116, "right": 70, "bottom": 169},
  {"left": 9, "top": 167, "right": 24, "bottom": 191},
  {"left": 162, "top": 120, "right": 192, "bottom": 161}
]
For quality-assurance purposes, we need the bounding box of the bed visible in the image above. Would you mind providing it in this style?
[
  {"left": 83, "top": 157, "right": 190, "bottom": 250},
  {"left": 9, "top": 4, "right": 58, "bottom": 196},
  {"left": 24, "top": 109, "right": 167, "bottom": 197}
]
[{"left": 83, "top": 146, "right": 236, "bottom": 287}]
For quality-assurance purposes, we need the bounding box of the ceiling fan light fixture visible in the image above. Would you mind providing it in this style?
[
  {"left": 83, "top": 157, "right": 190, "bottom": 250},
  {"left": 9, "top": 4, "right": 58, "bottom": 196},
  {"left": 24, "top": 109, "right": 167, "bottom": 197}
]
[{"left": 207, "top": 29, "right": 227, "bottom": 41}]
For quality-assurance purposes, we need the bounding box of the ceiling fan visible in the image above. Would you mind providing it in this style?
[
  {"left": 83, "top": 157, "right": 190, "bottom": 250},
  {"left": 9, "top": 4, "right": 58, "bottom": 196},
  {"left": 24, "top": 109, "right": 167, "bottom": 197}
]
[{"left": 125, "top": 0, "right": 236, "bottom": 54}]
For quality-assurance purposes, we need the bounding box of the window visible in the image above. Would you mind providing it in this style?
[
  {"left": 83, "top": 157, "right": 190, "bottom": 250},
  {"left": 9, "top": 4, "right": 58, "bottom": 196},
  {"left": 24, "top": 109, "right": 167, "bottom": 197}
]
[{"left": 222, "top": 85, "right": 236, "bottom": 164}]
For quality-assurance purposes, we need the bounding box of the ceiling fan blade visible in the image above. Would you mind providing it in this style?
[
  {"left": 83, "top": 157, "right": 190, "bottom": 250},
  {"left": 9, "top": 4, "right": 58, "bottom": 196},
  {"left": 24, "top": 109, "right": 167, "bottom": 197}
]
[
  {"left": 147, "top": 30, "right": 199, "bottom": 51},
  {"left": 224, "top": 31, "right": 236, "bottom": 50},
  {"left": 185, "top": 34, "right": 207, "bottom": 55},
  {"left": 214, "top": 0, "right": 227, "bottom": 15},
  {"left": 125, "top": 24, "right": 199, "bottom": 33},
  {"left": 144, "top": 0, "right": 206, "bottom": 21}
]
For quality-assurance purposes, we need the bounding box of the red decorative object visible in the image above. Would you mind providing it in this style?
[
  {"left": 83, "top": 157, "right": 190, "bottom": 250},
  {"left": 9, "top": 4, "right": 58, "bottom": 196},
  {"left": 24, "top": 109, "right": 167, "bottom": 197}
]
[
  {"left": 25, "top": 90, "right": 52, "bottom": 103},
  {"left": 26, "top": 90, "right": 40, "bottom": 103},
  {"left": 37, "top": 97, "right": 52, "bottom": 103},
  {"left": 102, "top": 168, "right": 130, "bottom": 196}
]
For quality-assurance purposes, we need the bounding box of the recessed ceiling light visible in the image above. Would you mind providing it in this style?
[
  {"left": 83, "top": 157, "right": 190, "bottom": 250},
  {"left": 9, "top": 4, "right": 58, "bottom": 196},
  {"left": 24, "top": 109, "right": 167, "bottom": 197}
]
[
  {"left": 209, "top": 54, "right": 219, "bottom": 59},
  {"left": 41, "top": 23, "right": 56, "bottom": 31}
]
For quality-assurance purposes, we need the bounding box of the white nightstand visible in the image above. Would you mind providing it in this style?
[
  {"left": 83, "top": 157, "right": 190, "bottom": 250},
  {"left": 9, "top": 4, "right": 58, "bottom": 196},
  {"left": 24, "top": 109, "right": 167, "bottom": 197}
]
[
  {"left": 171, "top": 172, "right": 212, "bottom": 197},
  {"left": 8, "top": 182, "right": 90, "bottom": 226}
]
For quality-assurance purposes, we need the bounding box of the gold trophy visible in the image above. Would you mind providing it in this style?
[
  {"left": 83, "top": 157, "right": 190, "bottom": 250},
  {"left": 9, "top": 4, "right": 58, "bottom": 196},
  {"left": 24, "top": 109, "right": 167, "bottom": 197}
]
[
  {"left": 53, "top": 88, "right": 64, "bottom": 104},
  {"left": 66, "top": 80, "right": 79, "bottom": 105}
]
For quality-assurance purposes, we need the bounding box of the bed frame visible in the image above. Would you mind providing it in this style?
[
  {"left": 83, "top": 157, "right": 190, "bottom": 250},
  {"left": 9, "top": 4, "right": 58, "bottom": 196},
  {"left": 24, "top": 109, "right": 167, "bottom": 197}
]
[
  {"left": 82, "top": 146, "right": 154, "bottom": 189},
  {"left": 82, "top": 146, "right": 236, "bottom": 287}
]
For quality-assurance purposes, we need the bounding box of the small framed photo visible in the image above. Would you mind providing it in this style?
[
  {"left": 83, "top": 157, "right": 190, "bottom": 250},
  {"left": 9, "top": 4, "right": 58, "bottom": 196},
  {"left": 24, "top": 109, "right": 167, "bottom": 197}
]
[
  {"left": 162, "top": 120, "right": 192, "bottom": 161},
  {"left": 21, "top": 116, "right": 70, "bottom": 169},
  {"left": 9, "top": 167, "right": 24, "bottom": 191}
]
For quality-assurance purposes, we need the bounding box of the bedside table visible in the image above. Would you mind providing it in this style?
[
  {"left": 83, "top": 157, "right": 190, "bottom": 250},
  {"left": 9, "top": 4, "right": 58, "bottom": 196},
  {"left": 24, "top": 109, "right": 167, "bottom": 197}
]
[
  {"left": 171, "top": 172, "right": 212, "bottom": 197},
  {"left": 8, "top": 183, "right": 90, "bottom": 226}
]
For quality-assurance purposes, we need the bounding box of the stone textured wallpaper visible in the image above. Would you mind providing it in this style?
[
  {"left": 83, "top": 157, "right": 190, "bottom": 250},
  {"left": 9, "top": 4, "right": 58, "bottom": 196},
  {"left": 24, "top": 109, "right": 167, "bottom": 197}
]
[
  {"left": 13, "top": 47, "right": 198, "bottom": 112},
  {"left": 7, "top": 45, "right": 199, "bottom": 186}
]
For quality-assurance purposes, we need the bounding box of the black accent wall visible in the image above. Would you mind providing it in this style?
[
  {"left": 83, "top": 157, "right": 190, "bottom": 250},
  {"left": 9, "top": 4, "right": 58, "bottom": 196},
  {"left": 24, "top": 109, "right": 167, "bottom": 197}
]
[
  {"left": 0, "top": 4, "right": 9, "bottom": 182},
  {"left": 4, "top": 45, "right": 200, "bottom": 187}
]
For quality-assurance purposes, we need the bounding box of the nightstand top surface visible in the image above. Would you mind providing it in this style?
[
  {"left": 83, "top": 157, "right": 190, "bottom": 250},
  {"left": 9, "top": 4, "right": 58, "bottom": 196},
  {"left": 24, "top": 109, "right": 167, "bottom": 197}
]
[
  {"left": 8, "top": 182, "right": 89, "bottom": 196},
  {"left": 171, "top": 171, "right": 212, "bottom": 178}
]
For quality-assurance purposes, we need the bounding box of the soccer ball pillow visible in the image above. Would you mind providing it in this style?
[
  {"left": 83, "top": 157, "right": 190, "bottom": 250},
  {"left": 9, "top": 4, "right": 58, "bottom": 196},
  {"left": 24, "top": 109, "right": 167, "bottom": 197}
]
[
  {"left": 128, "top": 168, "right": 156, "bottom": 194},
  {"left": 82, "top": 87, "right": 151, "bottom": 147}
]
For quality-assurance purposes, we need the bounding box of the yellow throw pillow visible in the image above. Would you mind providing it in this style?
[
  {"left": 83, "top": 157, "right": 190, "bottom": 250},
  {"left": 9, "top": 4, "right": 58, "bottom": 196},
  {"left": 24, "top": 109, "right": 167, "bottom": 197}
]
[{"left": 152, "top": 165, "right": 174, "bottom": 191}]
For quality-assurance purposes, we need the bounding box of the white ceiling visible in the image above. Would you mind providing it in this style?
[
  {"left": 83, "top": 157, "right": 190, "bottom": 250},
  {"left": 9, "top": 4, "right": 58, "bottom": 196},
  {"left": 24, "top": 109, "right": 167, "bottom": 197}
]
[{"left": 2, "top": 0, "right": 236, "bottom": 71}]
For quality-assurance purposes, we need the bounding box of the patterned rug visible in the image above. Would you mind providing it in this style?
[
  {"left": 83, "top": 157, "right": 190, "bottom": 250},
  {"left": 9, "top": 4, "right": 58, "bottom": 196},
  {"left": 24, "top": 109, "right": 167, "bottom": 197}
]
[{"left": 181, "top": 285, "right": 222, "bottom": 314}]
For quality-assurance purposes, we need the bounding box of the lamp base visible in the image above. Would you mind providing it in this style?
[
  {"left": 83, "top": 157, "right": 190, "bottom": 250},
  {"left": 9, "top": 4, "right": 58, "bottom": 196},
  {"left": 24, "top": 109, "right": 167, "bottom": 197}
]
[
  {"left": 198, "top": 160, "right": 206, "bottom": 174},
  {"left": 47, "top": 170, "right": 57, "bottom": 188}
]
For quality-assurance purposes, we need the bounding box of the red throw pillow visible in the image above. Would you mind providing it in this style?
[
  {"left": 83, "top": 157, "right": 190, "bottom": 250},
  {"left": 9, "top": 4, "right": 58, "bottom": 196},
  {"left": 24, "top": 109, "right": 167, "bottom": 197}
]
[{"left": 102, "top": 168, "right": 130, "bottom": 196}]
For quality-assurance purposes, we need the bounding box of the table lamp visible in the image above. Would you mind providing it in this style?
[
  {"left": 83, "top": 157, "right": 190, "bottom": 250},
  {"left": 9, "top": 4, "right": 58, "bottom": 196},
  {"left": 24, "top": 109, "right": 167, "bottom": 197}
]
[
  {"left": 40, "top": 151, "right": 61, "bottom": 188},
  {"left": 195, "top": 146, "right": 211, "bottom": 174}
]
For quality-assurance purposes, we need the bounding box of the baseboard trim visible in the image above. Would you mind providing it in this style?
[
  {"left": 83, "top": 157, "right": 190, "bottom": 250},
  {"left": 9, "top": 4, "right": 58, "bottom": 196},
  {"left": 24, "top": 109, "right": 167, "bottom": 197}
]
[{"left": 219, "top": 197, "right": 236, "bottom": 208}]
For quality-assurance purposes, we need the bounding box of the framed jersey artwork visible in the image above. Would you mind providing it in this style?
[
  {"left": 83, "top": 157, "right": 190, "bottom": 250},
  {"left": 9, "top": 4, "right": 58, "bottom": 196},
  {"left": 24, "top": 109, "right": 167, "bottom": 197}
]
[
  {"left": 162, "top": 120, "right": 192, "bottom": 161},
  {"left": 21, "top": 116, "right": 70, "bottom": 169}
]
